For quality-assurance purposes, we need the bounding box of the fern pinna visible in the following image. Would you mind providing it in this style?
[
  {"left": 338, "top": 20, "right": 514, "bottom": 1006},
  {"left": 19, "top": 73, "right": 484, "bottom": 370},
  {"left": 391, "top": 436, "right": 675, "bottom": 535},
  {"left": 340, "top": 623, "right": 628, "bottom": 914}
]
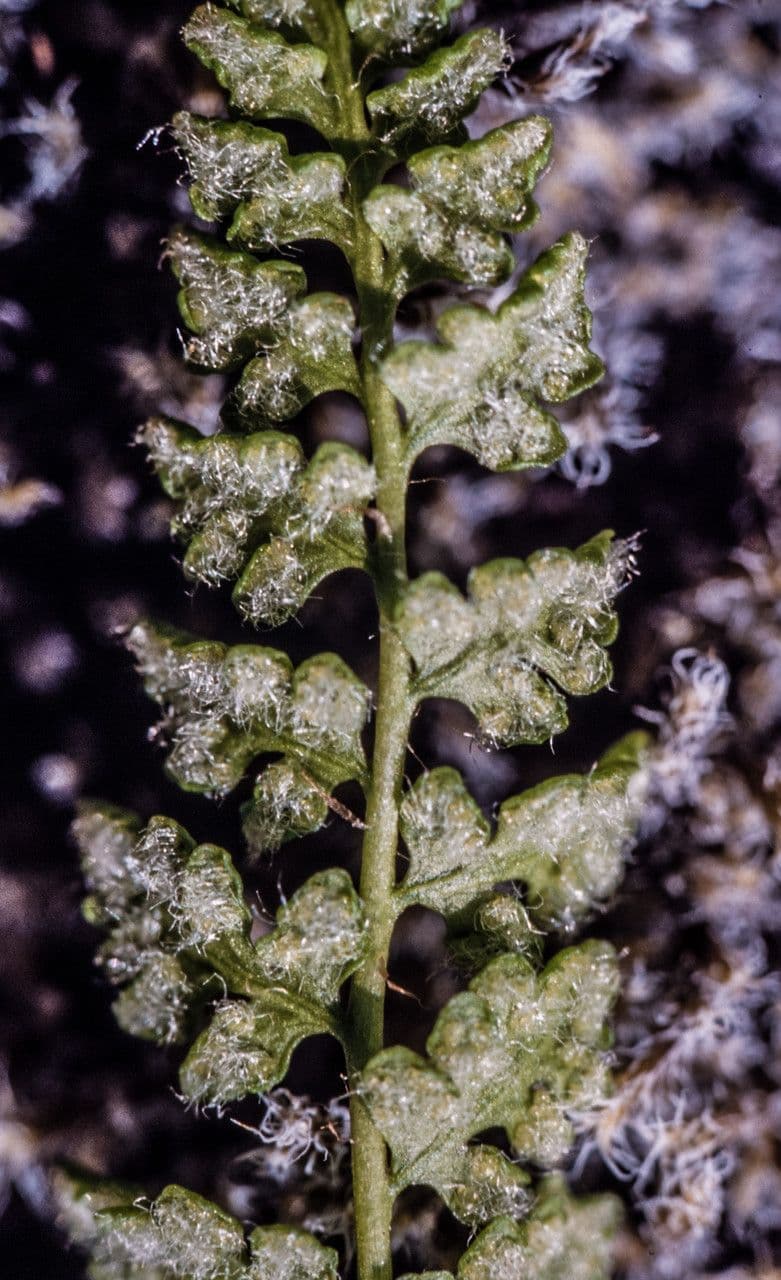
[{"left": 57, "top": 2, "right": 648, "bottom": 1277}]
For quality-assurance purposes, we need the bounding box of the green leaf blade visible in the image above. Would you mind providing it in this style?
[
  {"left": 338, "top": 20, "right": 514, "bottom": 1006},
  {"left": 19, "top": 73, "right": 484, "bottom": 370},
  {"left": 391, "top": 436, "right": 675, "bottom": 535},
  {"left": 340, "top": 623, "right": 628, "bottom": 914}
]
[
  {"left": 179, "top": 991, "right": 331, "bottom": 1106},
  {"left": 396, "top": 533, "right": 633, "bottom": 747},
  {"left": 382, "top": 233, "right": 603, "bottom": 472},
  {"left": 363, "top": 118, "right": 553, "bottom": 298},
  {"left": 184, "top": 5, "right": 335, "bottom": 137},
  {"left": 457, "top": 1177, "right": 621, "bottom": 1280},
  {"left": 346, "top": 0, "right": 463, "bottom": 59},
  {"left": 398, "top": 733, "right": 647, "bottom": 925},
  {"left": 247, "top": 1225, "right": 339, "bottom": 1280},
  {"left": 93, "top": 1185, "right": 246, "bottom": 1280},
  {"left": 253, "top": 867, "right": 368, "bottom": 1004},
  {"left": 61, "top": 1172, "right": 341, "bottom": 1280},
  {"left": 127, "top": 622, "right": 369, "bottom": 802},
  {"left": 408, "top": 117, "right": 552, "bottom": 235},
  {"left": 224, "top": 0, "right": 326, "bottom": 43},
  {"left": 141, "top": 419, "right": 373, "bottom": 622},
  {"left": 173, "top": 112, "right": 352, "bottom": 252},
  {"left": 169, "top": 230, "right": 306, "bottom": 371},
  {"left": 228, "top": 293, "right": 360, "bottom": 429},
  {"left": 361, "top": 943, "right": 618, "bottom": 1223},
  {"left": 74, "top": 804, "right": 365, "bottom": 1098},
  {"left": 366, "top": 30, "right": 508, "bottom": 151},
  {"left": 363, "top": 184, "right": 514, "bottom": 296}
]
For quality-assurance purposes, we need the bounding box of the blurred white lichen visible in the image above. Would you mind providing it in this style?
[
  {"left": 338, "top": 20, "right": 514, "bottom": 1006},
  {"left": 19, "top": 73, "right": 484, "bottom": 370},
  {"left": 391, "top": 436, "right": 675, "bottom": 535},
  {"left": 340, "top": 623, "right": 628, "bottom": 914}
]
[
  {"left": 0, "top": 442, "right": 61, "bottom": 527},
  {"left": 0, "top": 1060, "right": 48, "bottom": 1222},
  {"left": 229, "top": 1089, "right": 354, "bottom": 1259},
  {"left": 1, "top": 77, "right": 87, "bottom": 247}
]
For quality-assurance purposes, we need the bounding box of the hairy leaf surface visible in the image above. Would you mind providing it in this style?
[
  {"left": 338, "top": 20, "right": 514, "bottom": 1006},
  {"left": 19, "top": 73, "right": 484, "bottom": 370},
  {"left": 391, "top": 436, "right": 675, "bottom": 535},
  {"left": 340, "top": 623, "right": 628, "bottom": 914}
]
[
  {"left": 228, "top": 292, "right": 360, "bottom": 428},
  {"left": 366, "top": 30, "right": 508, "bottom": 150},
  {"left": 346, "top": 0, "right": 462, "bottom": 58},
  {"left": 73, "top": 807, "right": 366, "bottom": 1098},
  {"left": 381, "top": 233, "right": 603, "bottom": 470},
  {"left": 69, "top": 0, "right": 645, "bottom": 1273},
  {"left": 362, "top": 943, "right": 618, "bottom": 1223},
  {"left": 184, "top": 5, "right": 336, "bottom": 137},
  {"left": 181, "top": 868, "right": 366, "bottom": 1103},
  {"left": 364, "top": 119, "right": 551, "bottom": 297},
  {"left": 169, "top": 230, "right": 306, "bottom": 371},
  {"left": 398, "top": 733, "right": 647, "bottom": 925},
  {"left": 398, "top": 1175, "right": 621, "bottom": 1280},
  {"left": 223, "top": 0, "right": 327, "bottom": 43},
  {"left": 167, "top": 231, "right": 359, "bottom": 424},
  {"left": 396, "top": 532, "right": 632, "bottom": 746},
  {"left": 141, "top": 418, "right": 373, "bottom": 624},
  {"left": 127, "top": 623, "right": 369, "bottom": 853},
  {"left": 173, "top": 113, "right": 352, "bottom": 252},
  {"left": 58, "top": 1178, "right": 339, "bottom": 1280}
]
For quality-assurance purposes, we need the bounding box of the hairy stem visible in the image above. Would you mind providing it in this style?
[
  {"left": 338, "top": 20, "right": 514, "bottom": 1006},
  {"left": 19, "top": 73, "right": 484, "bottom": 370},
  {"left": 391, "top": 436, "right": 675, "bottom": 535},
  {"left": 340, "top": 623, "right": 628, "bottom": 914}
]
[{"left": 320, "top": 9, "right": 411, "bottom": 1277}]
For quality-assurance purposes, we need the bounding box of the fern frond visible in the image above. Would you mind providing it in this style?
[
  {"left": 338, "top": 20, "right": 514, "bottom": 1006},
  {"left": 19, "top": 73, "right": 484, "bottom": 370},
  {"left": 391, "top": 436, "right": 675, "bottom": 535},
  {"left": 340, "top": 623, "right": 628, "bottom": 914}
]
[{"left": 63, "top": 0, "right": 650, "bottom": 1275}]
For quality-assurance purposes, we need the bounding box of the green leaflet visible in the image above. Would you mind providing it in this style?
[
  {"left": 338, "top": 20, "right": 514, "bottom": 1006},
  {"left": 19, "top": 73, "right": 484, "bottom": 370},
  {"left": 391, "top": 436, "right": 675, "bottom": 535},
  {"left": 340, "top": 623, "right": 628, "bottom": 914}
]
[
  {"left": 179, "top": 991, "right": 329, "bottom": 1105},
  {"left": 363, "top": 119, "right": 551, "bottom": 298},
  {"left": 408, "top": 118, "right": 551, "bottom": 233},
  {"left": 140, "top": 418, "right": 373, "bottom": 623},
  {"left": 74, "top": 810, "right": 199, "bottom": 1043},
  {"left": 181, "top": 869, "right": 367, "bottom": 1103},
  {"left": 60, "top": 1179, "right": 339, "bottom": 1280},
  {"left": 184, "top": 5, "right": 337, "bottom": 138},
  {"left": 254, "top": 867, "right": 367, "bottom": 1003},
  {"left": 95, "top": 1187, "right": 245, "bottom": 1280},
  {"left": 361, "top": 943, "right": 618, "bottom": 1224},
  {"left": 447, "top": 894, "right": 544, "bottom": 974},
  {"left": 247, "top": 1225, "right": 340, "bottom": 1280},
  {"left": 398, "top": 1275, "right": 453, "bottom": 1280},
  {"left": 51, "top": 1169, "right": 167, "bottom": 1280},
  {"left": 127, "top": 619, "right": 369, "bottom": 797},
  {"left": 128, "top": 622, "right": 370, "bottom": 850},
  {"left": 363, "top": 185, "right": 514, "bottom": 296},
  {"left": 228, "top": 293, "right": 360, "bottom": 429},
  {"left": 224, "top": 0, "right": 329, "bottom": 46},
  {"left": 380, "top": 233, "right": 604, "bottom": 471},
  {"left": 367, "top": 30, "right": 509, "bottom": 150},
  {"left": 112, "top": 953, "right": 197, "bottom": 1046},
  {"left": 398, "top": 1176, "right": 622, "bottom": 1280},
  {"left": 167, "top": 231, "right": 359, "bottom": 420},
  {"left": 398, "top": 733, "right": 648, "bottom": 926},
  {"left": 73, "top": 802, "right": 144, "bottom": 924},
  {"left": 68, "top": 0, "right": 647, "bottom": 1273},
  {"left": 396, "top": 531, "right": 632, "bottom": 746},
  {"left": 168, "top": 230, "right": 306, "bottom": 371},
  {"left": 72, "top": 806, "right": 366, "bottom": 1096},
  {"left": 346, "top": 0, "right": 462, "bottom": 58},
  {"left": 233, "top": 438, "right": 372, "bottom": 625},
  {"left": 172, "top": 113, "right": 352, "bottom": 253},
  {"left": 73, "top": 808, "right": 255, "bottom": 1044}
]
